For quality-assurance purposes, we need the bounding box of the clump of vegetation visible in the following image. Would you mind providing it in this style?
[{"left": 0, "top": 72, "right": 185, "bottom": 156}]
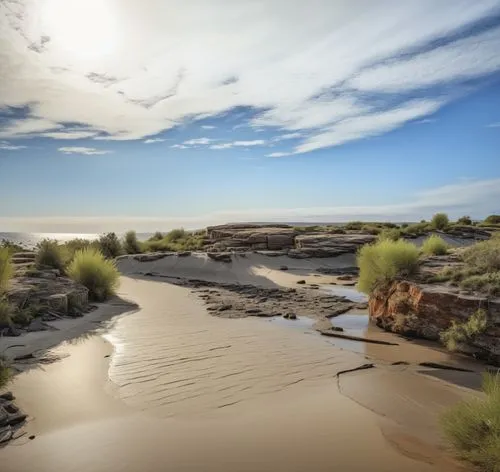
[
  {"left": 421, "top": 234, "right": 449, "bottom": 256},
  {"left": 400, "top": 222, "right": 430, "bottom": 237},
  {"left": 67, "top": 248, "right": 120, "bottom": 301},
  {"left": 461, "top": 273, "right": 500, "bottom": 297},
  {"left": 142, "top": 228, "right": 204, "bottom": 252},
  {"left": 0, "top": 298, "right": 12, "bottom": 326},
  {"left": 463, "top": 238, "right": 500, "bottom": 273},
  {"left": 0, "top": 248, "right": 13, "bottom": 292},
  {"left": 35, "top": 239, "right": 65, "bottom": 272},
  {"left": 62, "top": 238, "right": 97, "bottom": 264},
  {"left": 150, "top": 231, "right": 164, "bottom": 241},
  {"left": 441, "top": 372, "right": 500, "bottom": 472},
  {"left": 97, "top": 232, "right": 123, "bottom": 259},
  {"left": 484, "top": 215, "right": 500, "bottom": 225},
  {"left": 440, "top": 309, "right": 488, "bottom": 352},
  {"left": 344, "top": 221, "right": 364, "bottom": 231},
  {"left": 431, "top": 212, "right": 449, "bottom": 230},
  {"left": 1, "top": 239, "right": 25, "bottom": 255},
  {"left": 123, "top": 230, "right": 141, "bottom": 254},
  {"left": 457, "top": 215, "right": 472, "bottom": 225},
  {"left": 0, "top": 355, "right": 11, "bottom": 389},
  {"left": 378, "top": 228, "right": 401, "bottom": 241},
  {"left": 361, "top": 224, "right": 382, "bottom": 235},
  {"left": 357, "top": 239, "right": 420, "bottom": 294}
]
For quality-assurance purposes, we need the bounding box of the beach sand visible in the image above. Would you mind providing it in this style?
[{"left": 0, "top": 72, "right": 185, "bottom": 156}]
[{"left": 1, "top": 273, "right": 474, "bottom": 472}]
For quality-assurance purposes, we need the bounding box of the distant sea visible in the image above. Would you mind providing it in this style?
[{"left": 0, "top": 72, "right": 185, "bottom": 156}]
[{"left": 0, "top": 232, "right": 154, "bottom": 250}]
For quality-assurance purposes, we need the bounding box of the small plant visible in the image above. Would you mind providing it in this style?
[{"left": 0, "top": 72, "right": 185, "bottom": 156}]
[
  {"left": 123, "top": 230, "right": 141, "bottom": 254},
  {"left": 431, "top": 212, "right": 449, "bottom": 230},
  {"left": 421, "top": 234, "right": 449, "bottom": 256},
  {"left": 440, "top": 309, "right": 488, "bottom": 352},
  {"left": 357, "top": 239, "right": 419, "bottom": 294},
  {"left": 0, "top": 298, "right": 12, "bottom": 326},
  {"left": 344, "top": 221, "right": 364, "bottom": 231},
  {"left": 0, "top": 248, "right": 13, "bottom": 292},
  {"left": 461, "top": 272, "right": 500, "bottom": 297},
  {"left": 35, "top": 239, "right": 65, "bottom": 272},
  {"left": 441, "top": 372, "right": 500, "bottom": 472},
  {"left": 462, "top": 238, "right": 500, "bottom": 273},
  {"left": 378, "top": 228, "right": 401, "bottom": 241},
  {"left": 97, "top": 232, "right": 123, "bottom": 259},
  {"left": 164, "top": 228, "right": 187, "bottom": 242},
  {"left": 457, "top": 216, "right": 472, "bottom": 225},
  {"left": 62, "top": 238, "right": 96, "bottom": 263},
  {"left": 484, "top": 215, "right": 500, "bottom": 225},
  {"left": 67, "top": 248, "right": 120, "bottom": 301},
  {"left": 150, "top": 231, "right": 164, "bottom": 241}
]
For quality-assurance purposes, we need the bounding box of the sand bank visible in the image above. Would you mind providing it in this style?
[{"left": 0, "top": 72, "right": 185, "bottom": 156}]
[{"left": 1, "top": 276, "right": 474, "bottom": 471}]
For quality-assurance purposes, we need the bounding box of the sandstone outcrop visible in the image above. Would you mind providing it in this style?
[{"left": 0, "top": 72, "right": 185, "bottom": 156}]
[{"left": 369, "top": 280, "right": 500, "bottom": 364}]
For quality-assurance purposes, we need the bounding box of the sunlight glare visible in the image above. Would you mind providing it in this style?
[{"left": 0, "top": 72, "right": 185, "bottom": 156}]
[{"left": 42, "top": 0, "right": 118, "bottom": 58}]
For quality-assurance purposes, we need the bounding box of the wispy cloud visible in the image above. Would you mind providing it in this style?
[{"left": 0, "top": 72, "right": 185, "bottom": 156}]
[
  {"left": 40, "top": 130, "right": 99, "bottom": 140},
  {"left": 487, "top": 122, "right": 500, "bottom": 128},
  {"left": 201, "top": 125, "right": 216, "bottom": 130},
  {"left": 144, "top": 138, "right": 167, "bottom": 144},
  {"left": 171, "top": 144, "right": 188, "bottom": 149},
  {"left": 184, "top": 137, "right": 217, "bottom": 146},
  {"left": 0, "top": 141, "right": 26, "bottom": 150},
  {"left": 2, "top": 178, "right": 498, "bottom": 232},
  {"left": 58, "top": 146, "right": 112, "bottom": 155},
  {"left": 272, "top": 133, "right": 302, "bottom": 142},
  {"left": 267, "top": 152, "right": 291, "bottom": 158},
  {"left": 1, "top": 1, "right": 499, "bottom": 154},
  {"left": 210, "top": 140, "right": 266, "bottom": 150}
]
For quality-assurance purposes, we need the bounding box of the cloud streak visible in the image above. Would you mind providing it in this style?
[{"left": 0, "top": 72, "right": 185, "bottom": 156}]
[
  {"left": 0, "top": 141, "right": 26, "bottom": 150},
  {"left": 58, "top": 146, "right": 112, "bottom": 155}
]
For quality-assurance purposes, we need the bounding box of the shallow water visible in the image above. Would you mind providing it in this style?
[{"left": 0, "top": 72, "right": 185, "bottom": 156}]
[{"left": 321, "top": 285, "right": 368, "bottom": 303}]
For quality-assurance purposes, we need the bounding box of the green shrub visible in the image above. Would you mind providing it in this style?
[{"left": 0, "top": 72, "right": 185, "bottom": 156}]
[
  {"left": 441, "top": 372, "right": 500, "bottom": 472},
  {"left": 62, "top": 238, "right": 96, "bottom": 263},
  {"left": 461, "top": 272, "right": 500, "bottom": 297},
  {"left": 164, "top": 228, "right": 187, "bottom": 242},
  {"left": 361, "top": 225, "right": 382, "bottom": 235},
  {"left": 0, "top": 298, "right": 12, "bottom": 326},
  {"left": 421, "top": 234, "right": 449, "bottom": 256},
  {"left": 150, "top": 231, "right": 164, "bottom": 241},
  {"left": 440, "top": 309, "right": 488, "bottom": 352},
  {"left": 357, "top": 239, "right": 419, "bottom": 294},
  {"left": 463, "top": 238, "right": 500, "bottom": 273},
  {"left": 123, "top": 230, "right": 141, "bottom": 254},
  {"left": 0, "top": 248, "right": 13, "bottom": 292},
  {"left": 457, "top": 216, "right": 472, "bottom": 225},
  {"left": 401, "top": 222, "right": 430, "bottom": 236},
  {"left": 67, "top": 248, "right": 120, "bottom": 301},
  {"left": 0, "top": 356, "right": 11, "bottom": 389},
  {"left": 35, "top": 239, "right": 65, "bottom": 272},
  {"left": 485, "top": 215, "right": 500, "bottom": 225},
  {"left": 345, "top": 221, "right": 364, "bottom": 230},
  {"left": 378, "top": 228, "right": 401, "bottom": 241},
  {"left": 431, "top": 212, "right": 449, "bottom": 230},
  {"left": 97, "top": 232, "right": 123, "bottom": 259},
  {"left": 1, "top": 239, "right": 25, "bottom": 255}
]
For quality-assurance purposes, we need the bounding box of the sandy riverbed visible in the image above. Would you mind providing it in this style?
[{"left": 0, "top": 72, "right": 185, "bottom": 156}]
[{"left": 0, "top": 253, "right": 484, "bottom": 471}]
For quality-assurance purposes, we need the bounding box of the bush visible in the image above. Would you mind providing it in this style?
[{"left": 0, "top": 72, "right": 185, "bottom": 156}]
[
  {"left": 440, "top": 309, "right": 488, "bottom": 352},
  {"left": 62, "top": 238, "right": 96, "bottom": 263},
  {"left": 35, "top": 239, "right": 65, "bottom": 272},
  {"left": 150, "top": 231, "right": 164, "bottom": 241},
  {"left": 485, "top": 215, "right": 500, "bottom": 225},
  {"left": 378, "top": 228, "right": 401, "bottom": 241},
  {"left": 441, "top": 372, "right": 500, "bottom": 472},
  {"left": 0, "top": 248, "right": 13, "bottom": 292},
  {"left": 401, "top": 222, "right": 430, "bottom": 236},
  {"left": 123, "top": 230, "right": 141, "bottom": 254},
  {"left": 461, "top": 272, "right": 500, "bottom": 297},
  {"left": 463, "top": 238, "right": 500, "bottom": 273},
  {"left": 97, "top": 232, "right": 122, "bottom": 259},
  {"left": 0, "top": 298, "right": 12, "bottom": 326},
  {"left": 67, "top": 248, "right": 120, "bottom": 301},
  {"left": 164, "top": 228, "right": 187, "bottom": 242},
  {"left": 421, "top": 234, "right": 449, "bottom": 255},
  {"left": 431, "top": 212, "right": 449, "bottom": 230},
  {"left": 357, "top": 239, "right": 419, "bottom": 294},
  {"left": 344, "top": 221, "right": 364, "bottom": 230},
  {"left": 457, "top": 216, "right": 472, "bottom": 225}
]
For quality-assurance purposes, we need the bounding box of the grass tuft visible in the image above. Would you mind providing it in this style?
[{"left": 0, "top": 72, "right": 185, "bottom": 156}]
[
  {"left": 440, "top": 309, "right": 488, "bottom": 352},
  {"left": 431, "top": 212, "right": 449, "bottom": 230},
  {"left": 421, "top": 234, "right": 449, "bottom": 256},
  {"left": 97, "top": 232, "right": 123, "bottom": 259},
  {"left": 123, "top": 230, "right": 142, "bottom": 254},
  {"left": 357, "top": 239, "right": 419, "bottom": 294},
  {"left": 35, "top": 239, "right": 65, "bottom": 272},
  {"left": 441, "top": 372, "right": 500, "bottom": 472},
  {"left": 67, "top": 248, "right": 120, "bottom": 302},
  {"left": 0, "top": 248, "right": 13, "bottom": 292}
]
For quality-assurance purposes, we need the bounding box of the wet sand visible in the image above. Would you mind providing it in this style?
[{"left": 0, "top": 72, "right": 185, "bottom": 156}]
[{"left": 1, "top": 276, "right": 472, "bottom": 471}]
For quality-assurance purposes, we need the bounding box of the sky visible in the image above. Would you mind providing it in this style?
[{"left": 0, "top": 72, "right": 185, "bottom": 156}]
[{"left": 0, "top": 0, "right": 500, "bottom": 233}]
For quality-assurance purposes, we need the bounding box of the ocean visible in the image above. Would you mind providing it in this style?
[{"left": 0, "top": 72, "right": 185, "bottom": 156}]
[{"left": 0, "top": 232, "right": 153, "bottom": 249}]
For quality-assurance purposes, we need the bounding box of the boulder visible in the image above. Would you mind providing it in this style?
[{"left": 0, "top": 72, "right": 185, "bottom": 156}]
[{"left": 46, "top": 293, "right": 68, "bottom": 314}]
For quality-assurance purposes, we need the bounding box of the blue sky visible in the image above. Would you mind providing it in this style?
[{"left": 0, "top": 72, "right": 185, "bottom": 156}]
[{"left": 0, "top": 0, "right": 500, "bottom": 232}]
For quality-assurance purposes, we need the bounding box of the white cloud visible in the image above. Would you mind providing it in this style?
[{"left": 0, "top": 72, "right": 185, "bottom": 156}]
[
  {"left": 210, "top": 139, "right": 266, "bottom": 150},
  {"left": 488, "top": 122, "right": 500, "bottom": 128},
  {"left": 40, "top": 130, "right": 99, "bottom": 139},
  {"left": 58, "top": 146, "right": 112, "bottom": 155},
  {"left": 201, "top": 125, "right": 216, "bottom": 129},
  {"left": 144, "top": 138, "right": 166, "bottom": 143},
  {"left": 2, "top": 178, "right": 498, "bottom": 232},
  {"left": 267, "top": 152, "right": 291, "bottom": 157},
  {"left": 171, "top": 144, "right": 188, "bottom": 149},
  {"left": 1, "top": 0, "right": 499, "bottom": 153},
  {"left": 272, "top": 133, "right": 302, "bottom": 141},
  {"left": 0, "top": 141, "right": 26, "bottom": 150},
  {"left": 184, "top": 137, "right": 217, "bottom": 145}
]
